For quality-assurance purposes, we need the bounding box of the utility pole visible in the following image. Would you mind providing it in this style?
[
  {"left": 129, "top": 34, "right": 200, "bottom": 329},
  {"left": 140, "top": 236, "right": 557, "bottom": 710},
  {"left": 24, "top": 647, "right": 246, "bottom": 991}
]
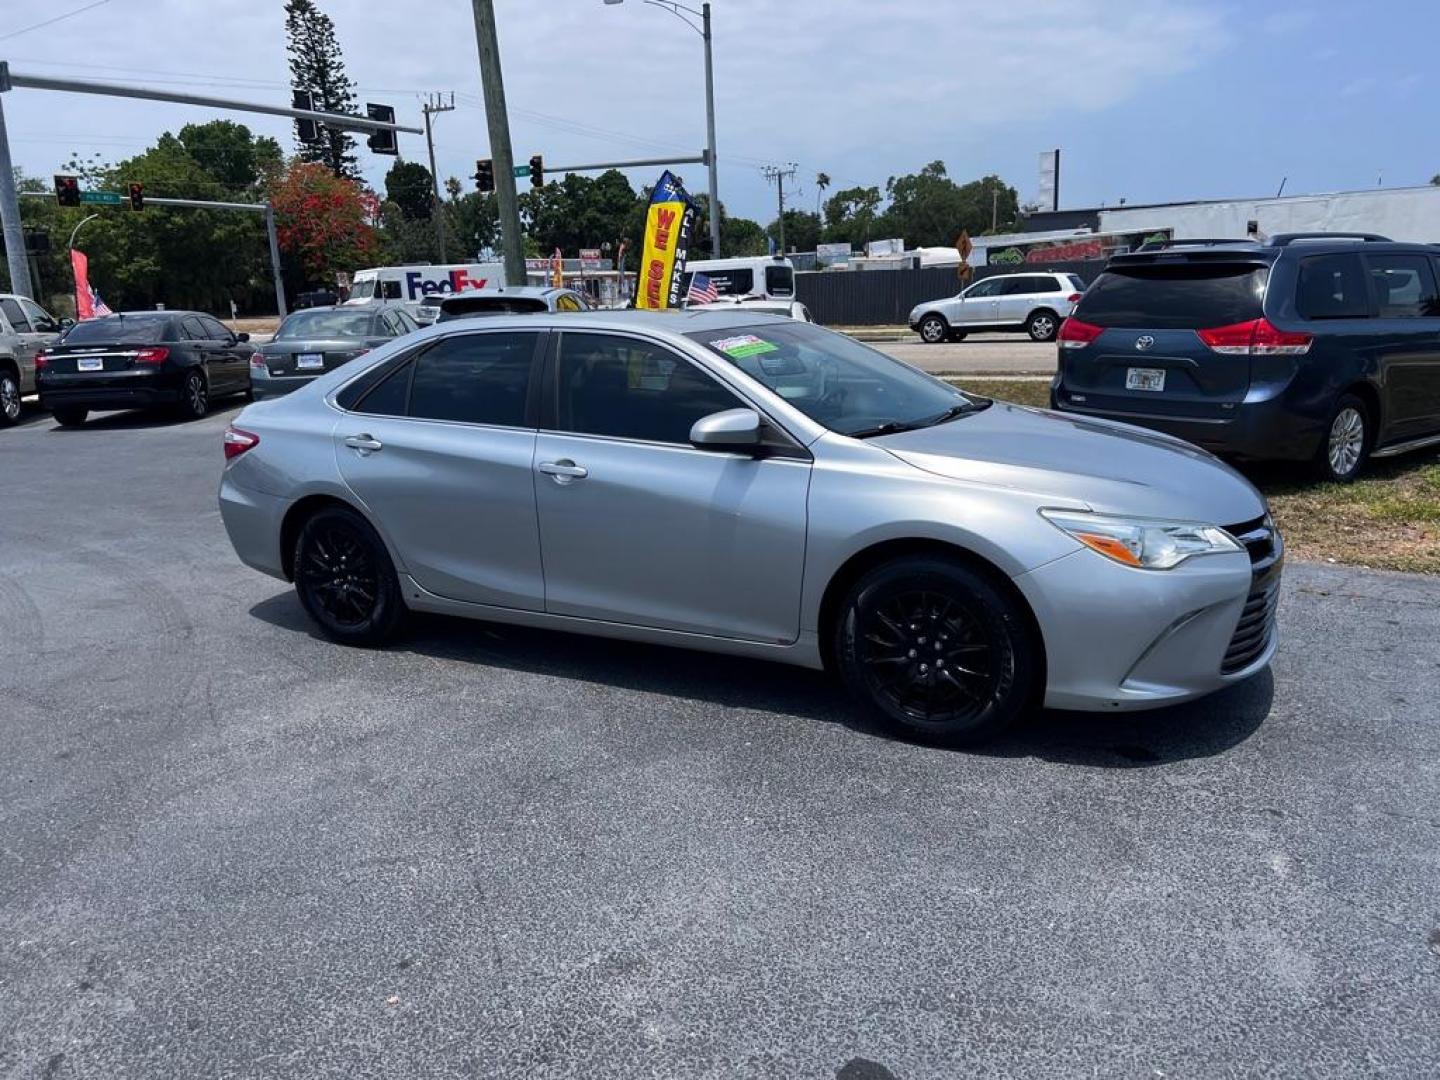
[
  {"left": 0, "top": 86, "right": 35, "bottom": 299},
  {"left": 991, "top": 183, "right": 999, "bottom": 232},
  {"left": 470, "top": 0, "right": 526, "bottom": 286},
  {"left": 762, "top": 163, "right": 797, "bottom": 253},
  {"left": 422, "top": 92, "right": 455, "bottom": 262}
]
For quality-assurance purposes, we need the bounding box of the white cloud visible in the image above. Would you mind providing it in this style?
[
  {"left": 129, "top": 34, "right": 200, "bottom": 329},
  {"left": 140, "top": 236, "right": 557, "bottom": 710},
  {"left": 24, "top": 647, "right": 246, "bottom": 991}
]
[{"left": 2, "top": 0, "right": 1227, "bottom": 223}]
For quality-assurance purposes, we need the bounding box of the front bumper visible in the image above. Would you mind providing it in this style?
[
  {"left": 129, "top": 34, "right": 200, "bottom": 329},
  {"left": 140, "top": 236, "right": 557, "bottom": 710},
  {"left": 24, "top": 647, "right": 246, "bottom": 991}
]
[{"left": 1014, "top": 535, "right": 1282, "bottom": 712}]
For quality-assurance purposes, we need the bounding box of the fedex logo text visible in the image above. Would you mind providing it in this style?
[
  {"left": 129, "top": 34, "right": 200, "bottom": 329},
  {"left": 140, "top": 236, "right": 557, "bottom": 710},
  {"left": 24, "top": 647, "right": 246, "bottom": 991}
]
[{"left": 404, "top": 270, "right": 489, "bottom": 300}]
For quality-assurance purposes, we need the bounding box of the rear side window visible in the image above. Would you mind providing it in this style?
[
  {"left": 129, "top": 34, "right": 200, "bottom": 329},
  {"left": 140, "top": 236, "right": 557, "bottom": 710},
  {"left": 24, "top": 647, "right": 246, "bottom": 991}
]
[
  {"left": 1067, "top": 275, "right": 1087, "bottom": 292},
  {"left": 1296, "top": 254, "right": 1370, "bottom": 319},
  {"left": 1367, "top": 255, "right": 1440, "bottom": 318},
  {"left": 407, "top": 331, "right": 538, "bottom": 427},
  {"left": 1076, "top": 264, "right": 1268, "bottom": 329},
  {"left": 348, "top": 360, "right": 413, "bottom": 416},
  {"left": 1001, "top": 276, "right": 1053, "bottom": 295}
]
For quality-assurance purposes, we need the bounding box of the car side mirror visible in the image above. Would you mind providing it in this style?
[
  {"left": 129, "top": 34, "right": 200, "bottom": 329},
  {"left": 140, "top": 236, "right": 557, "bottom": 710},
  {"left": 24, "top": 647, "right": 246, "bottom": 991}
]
[
  {"left": 689, "top": 407, "right": 762, "bottom": 452},
  {"left": 58, "top": 317, "right": 75, "bottom": 329},
  {"left": 235, "top": 331, "right": 250, "bottom": 343}
]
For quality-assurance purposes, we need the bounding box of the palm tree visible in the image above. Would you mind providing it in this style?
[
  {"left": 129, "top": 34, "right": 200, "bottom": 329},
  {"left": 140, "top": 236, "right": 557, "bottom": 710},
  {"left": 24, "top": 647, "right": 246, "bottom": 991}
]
[{"left": 815, "top": 171, "right": 831, "bottom": 216}]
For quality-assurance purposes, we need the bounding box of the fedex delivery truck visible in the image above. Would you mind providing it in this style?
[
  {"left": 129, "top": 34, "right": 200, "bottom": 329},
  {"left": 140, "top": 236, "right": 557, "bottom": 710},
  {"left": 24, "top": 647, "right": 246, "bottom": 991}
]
[{"left": 344, "top": 263, "right": 506, "bottom": 305}]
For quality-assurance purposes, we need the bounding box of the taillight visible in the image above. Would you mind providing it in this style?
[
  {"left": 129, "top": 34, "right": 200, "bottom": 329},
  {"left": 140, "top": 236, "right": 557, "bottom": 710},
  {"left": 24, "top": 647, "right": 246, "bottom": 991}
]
[
  {"left": 223, "top": 426, "right": 260, "bottom": 460},
  {"left": 1057, "top": 318, "right": 1104, "bottom": 349},
  {"left": 135, "top": 346, "right": 170, "bottom": 365},
  {"left": 249, "top": 353, "right": 268, "bottom": 369},
  {"left": 1196, "top": 318, "right": 1312, "bottom": 356},
  {"left": 35, "top": 351, "right": 50, "bottom": 371},
  {"left": 1066, "top": 293, "right": 1082, "bottom": 304}
]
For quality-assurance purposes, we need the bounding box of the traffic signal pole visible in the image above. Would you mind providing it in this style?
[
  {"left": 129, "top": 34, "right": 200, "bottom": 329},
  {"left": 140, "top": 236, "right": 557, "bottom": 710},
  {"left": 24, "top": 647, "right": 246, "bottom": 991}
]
[
  {"left": 470, "top": 0, "right": 526, "bottom": 286},
  {"left": 0, "top": 88, "right": 35, "bottom": 299}
]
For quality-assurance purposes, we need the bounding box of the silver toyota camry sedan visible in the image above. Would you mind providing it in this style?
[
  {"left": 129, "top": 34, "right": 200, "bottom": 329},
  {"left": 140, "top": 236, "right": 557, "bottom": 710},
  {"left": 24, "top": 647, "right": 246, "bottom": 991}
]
[{"left": 219, "top": 310, "right": 1281, "bottom": 745}]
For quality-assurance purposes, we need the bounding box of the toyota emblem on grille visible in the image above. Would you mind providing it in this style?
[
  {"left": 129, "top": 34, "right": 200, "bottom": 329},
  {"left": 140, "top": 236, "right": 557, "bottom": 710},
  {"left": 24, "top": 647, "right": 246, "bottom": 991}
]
[{"left": 1135, "top": 335, "right": 1156, "bottom": 351}]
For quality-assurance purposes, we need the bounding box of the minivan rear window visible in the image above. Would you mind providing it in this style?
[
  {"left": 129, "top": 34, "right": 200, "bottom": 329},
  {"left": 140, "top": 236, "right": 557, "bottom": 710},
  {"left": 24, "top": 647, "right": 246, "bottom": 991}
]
[{"left": 1075, "top": 264, "right": 1268, "bottom": 329}]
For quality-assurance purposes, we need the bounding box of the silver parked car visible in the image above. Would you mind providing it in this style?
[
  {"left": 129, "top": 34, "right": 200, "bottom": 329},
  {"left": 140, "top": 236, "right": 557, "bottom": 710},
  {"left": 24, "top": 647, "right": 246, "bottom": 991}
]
[
  {"left": 909, "top": 271, "right": 1085, "bottom": 343},
  {"left": 250, "top": 304, "right": 418, "bottom": 399},
  {"left": 219, "top": 310, "right": 1281, "bottom": 745},
  {"left": 0, "top": 293, "right": 71, "bottom": 426}
]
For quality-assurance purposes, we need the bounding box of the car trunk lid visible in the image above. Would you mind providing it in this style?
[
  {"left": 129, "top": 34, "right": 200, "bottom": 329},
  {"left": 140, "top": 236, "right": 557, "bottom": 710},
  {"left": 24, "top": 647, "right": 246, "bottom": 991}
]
[{"left": 260, "top": 338, "right": 379, "bottom": 376}]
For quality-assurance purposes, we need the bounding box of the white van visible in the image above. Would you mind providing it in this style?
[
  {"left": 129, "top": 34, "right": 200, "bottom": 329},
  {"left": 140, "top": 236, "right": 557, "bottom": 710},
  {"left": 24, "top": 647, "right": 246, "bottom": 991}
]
[
  {"left": 345, "top": 263, "right": 507, "bottom": 305},
  {"left": 681, "top": 255, "right": 796, "bottom": 302}
]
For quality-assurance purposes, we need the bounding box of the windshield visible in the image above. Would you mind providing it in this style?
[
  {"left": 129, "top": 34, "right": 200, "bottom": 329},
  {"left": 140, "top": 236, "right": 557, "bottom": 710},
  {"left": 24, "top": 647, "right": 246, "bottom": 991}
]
[
  {"left": 62, "top": 316, "right": 169, "bottom": 344},
  {"left": 276, "top": 310, "right": 375, "bottom": 340},
  {"left": 687, "top": 321, "right": 978, "bottom": 437},
  {"left": 348, "top": 278, "right": 376, "bottom": 300}
]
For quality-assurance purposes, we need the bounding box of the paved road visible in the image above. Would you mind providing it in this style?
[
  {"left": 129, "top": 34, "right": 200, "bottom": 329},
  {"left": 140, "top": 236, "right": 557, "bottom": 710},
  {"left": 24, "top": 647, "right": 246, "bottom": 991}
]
[
  {"left": 868, "top": 334, "right": 1057, "bottom": 376},
  {"left": 2, "top": 403, "right": 1438, "bottom": 1078}
]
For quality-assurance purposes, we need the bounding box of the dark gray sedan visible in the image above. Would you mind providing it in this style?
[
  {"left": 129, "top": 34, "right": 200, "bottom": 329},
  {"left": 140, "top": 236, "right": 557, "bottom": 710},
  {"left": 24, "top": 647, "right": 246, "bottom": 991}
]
[{"left": 250, "top": 304, "right": 418, "bottom": 399}]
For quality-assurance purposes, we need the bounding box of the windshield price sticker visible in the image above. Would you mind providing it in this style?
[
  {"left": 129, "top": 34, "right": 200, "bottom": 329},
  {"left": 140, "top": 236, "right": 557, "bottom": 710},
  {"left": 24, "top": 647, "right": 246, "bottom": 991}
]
[{"left": 710, "top": 334, "right": 779, "bottom": 358}]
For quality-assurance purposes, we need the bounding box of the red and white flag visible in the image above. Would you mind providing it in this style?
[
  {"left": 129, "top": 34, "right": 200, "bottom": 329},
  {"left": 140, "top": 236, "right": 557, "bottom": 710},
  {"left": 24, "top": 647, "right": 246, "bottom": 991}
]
[{"left": 70, "top": 250, "right": 114, "bottom": 319}]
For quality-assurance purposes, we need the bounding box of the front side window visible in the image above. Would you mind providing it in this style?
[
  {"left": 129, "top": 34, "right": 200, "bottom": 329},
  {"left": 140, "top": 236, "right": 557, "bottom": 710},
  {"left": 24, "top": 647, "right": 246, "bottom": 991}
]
[
  {"left": 1296, "top": 254, "right": 1369, "bottom": 319},
  {"left": 1367, "top": 254, "right": 1440, "bottom": 318},
  {"left": 688, "top": 322, "right": 975, "bottom": 438},
  {"left": 200, "top": 315, "right": 233, "bottom": 341},
  {"left": 407, "top": 332, "right": 538, "bottom": 427},
  {"left": 380, "top": 280, "right": 402, "bottom": 300},
  {"left": 181, "top": 315, "right": 210, "bottom": 341},
  {"left": 555, "top": 332, "right": 743, "bottom": 444},
  {"left": 20, "top": 299, "right": 58, "bottom": 332},
  {"left": 765, "top": 265, "right": 794, "bottom": 296},
  {"left": 963, "top": 278, "right": 1003, "bottom": 299}
]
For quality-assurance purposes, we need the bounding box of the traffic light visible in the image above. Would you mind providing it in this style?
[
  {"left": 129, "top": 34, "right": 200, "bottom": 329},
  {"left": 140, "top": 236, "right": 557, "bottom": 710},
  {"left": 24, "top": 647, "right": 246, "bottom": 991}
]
[
  {"left": 474, "top": 159, "right": 494, "bottom": 194},
  {"left": 365, "top": 102, "right": 397, "bottom": 155},
  {"left": 128, "top": 182, "right": 144, "bottom": 211},
  {"left": 293, "top": 89, "right": 319, "bottom": 143},
  {"left": 529, "top": 154, "right": 544, "bottom": 189},
  {"left": 54, "top": 174, "right": 80, "bottom": 208}
]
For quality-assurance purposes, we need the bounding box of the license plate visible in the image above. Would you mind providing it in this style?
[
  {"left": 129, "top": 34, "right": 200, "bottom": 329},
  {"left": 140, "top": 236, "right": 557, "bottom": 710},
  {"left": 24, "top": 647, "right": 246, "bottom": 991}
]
[
  {"left": 1126, "top": 367, "right": 1166, "bottom": 392},
  {"left": 77, "top": 357, "right": 103, "bottom": 371},
  {"left": 296, "top": 353, "right": 325, "bottom": 370}
]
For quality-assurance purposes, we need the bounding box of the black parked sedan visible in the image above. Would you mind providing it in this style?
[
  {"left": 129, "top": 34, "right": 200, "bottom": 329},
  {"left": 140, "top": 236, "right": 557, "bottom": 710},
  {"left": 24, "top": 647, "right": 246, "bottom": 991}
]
[
  {"left": 38, "top": 311, "right": 254, "bottom": 426},
  {"left": 249, "top": 304, "right": 417, "bottom": 399}
]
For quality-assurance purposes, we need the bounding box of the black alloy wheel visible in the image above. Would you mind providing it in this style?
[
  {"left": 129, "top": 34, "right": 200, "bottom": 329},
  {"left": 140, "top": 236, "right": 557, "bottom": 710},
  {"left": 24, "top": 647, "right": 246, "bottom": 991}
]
[
  {"left": 294, "top": 506, "right": 405, "bottom": 645},
  {"left": 836, "top": 558, "right": 1036, "bottom": 745}
]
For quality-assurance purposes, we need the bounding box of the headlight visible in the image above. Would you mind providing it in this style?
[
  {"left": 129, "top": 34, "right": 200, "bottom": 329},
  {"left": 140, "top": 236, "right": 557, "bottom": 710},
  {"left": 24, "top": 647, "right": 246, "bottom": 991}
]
[{"left": 1040, "top": 509, "right": 1243, "bottom": 570}]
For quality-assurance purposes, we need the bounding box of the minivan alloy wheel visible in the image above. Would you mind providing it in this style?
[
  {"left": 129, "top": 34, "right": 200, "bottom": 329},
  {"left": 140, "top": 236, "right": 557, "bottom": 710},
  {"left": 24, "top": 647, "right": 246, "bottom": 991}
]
[{"left": 1328, "top": 406, "right": 1365, "bottom": 478}]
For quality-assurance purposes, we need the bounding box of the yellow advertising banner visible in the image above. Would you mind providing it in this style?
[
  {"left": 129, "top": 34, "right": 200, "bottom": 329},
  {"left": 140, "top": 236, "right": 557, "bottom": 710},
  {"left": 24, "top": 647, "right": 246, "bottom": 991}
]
[{"left": 635, "top": 170, "right": 697, "bottom": 310}]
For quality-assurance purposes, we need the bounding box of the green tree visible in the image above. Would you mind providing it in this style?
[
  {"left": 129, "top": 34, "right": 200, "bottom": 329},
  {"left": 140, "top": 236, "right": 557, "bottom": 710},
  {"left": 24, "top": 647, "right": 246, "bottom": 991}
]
[
  {"left": 821, "top": 185, "right": 883, "bottom": 247},
  {"left": 284, "top": 0, "right": 358, "bottom": 178},
  {"left": 722, "top": 217, "right": 768, "bottom": 257},
  {"left": 177, "top": 121, "right": 270, "bottom": 190},
  {"left": 519, "top": 169, "right": 637, "bottom": 254},
  {"left": 814, "top": 171, "right": 831, "bottom": 215},
  {"left": 384, "top": 160, "right": 434, "bottom": 221},
  {"left": 877, "top": 162, "right": 1019, "bottom": 247},
  {"left": 1433, "top": 174, "right": 1440, "bottom": 185},
  {"left": 767, "top": 209, "right": 821, "bottom": 254},
  {"left": 446, "top": 188, "right": 500, "bottom": 258}
]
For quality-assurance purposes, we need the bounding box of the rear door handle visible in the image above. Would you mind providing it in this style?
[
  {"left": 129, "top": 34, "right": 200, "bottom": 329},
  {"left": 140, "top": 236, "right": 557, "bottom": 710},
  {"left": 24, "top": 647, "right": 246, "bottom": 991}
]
[
  {"left": 344, "top": 434, "right": 383, "bottom": 454},
  {"left": 538, "top": 459, "right": 588, "bottom": 482}
]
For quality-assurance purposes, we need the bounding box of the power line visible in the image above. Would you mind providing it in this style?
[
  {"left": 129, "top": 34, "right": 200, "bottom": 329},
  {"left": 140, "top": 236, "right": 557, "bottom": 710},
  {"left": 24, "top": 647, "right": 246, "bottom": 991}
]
[{"left": 0, "top": 0, "right": 114, "bottom": 42}]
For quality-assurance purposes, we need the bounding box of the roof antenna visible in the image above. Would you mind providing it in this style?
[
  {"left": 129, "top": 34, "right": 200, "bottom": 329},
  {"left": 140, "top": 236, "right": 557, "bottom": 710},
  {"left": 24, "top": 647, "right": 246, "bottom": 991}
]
[{"left": 1275, "top": 176, "right": 1287, "bottom": 198}]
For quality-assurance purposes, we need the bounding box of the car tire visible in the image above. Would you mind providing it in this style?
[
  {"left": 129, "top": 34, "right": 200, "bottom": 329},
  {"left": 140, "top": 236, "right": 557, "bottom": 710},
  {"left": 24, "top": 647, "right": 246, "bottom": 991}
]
[
  {"left": 834, "top": 557, "right": 1038, "bottom": 746},
  {"left": 0, "top": 367, "right": 21, "bottom": 427},
  {"left": 294, "top": 505, "right": 406, "bottom": 647},
  {"left": 918, "top": 314, "right": 949, "bottom": 344},
  {"left": 52, "top": 406, "right": 88, "bottom": 427},
  {"left": 1315, "top": 393, "right": 1371, "bottom": 483},
  {"left": 1026, "top": 310, "right": 1060, "bottom": 342},
  {"left": 176, "top": 370, "right": 209, "bottom": 420}
]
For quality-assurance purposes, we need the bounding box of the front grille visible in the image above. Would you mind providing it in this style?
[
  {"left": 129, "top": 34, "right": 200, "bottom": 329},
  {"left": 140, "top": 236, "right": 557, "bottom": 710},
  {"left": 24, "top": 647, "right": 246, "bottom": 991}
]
[{"left": 1220, "top": 515, "right": 1282, "bottom": 675}]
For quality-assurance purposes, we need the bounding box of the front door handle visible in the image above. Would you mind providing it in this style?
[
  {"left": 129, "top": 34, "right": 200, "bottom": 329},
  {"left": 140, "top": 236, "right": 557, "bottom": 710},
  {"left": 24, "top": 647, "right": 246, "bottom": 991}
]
[
  {"left": 344, "top": 434, "right": 383, "bottom": 455},
  {"left": 538, "top": 459, "right": 588, "bottom": 483}
]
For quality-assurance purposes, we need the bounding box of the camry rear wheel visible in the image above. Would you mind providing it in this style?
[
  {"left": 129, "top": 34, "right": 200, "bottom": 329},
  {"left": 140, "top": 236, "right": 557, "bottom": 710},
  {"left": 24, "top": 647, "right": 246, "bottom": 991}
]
[
  {"left": 294, "top": 506, "right": 406, "bottom": 646},
  {"left": 918, "top": 314, "right": 949, "bottom": 344},
  {"left": 835, "top": 557, "right": 1038, "bottom": 746}
]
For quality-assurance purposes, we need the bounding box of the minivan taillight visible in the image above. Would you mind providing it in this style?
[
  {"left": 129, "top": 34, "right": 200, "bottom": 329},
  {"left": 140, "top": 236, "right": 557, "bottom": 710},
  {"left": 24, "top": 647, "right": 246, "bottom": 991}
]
[
  {"left": 223, "top": 426, "right": 260, "bottom": 460},
  {"left": 1057, "top": 318, "right": 1103, "bottom": 349},
  {"left": 1197, "top": 318, "right": 1312, "bottom": 356},
  {"left": 135, "top": 346, "right": 170, "bottom": 365}
]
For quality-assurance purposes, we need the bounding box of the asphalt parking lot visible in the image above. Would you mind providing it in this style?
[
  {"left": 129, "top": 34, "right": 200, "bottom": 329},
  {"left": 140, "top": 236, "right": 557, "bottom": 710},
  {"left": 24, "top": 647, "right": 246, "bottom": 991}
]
[{"left": 2, "top": 402, "right": 1438, "bottom": 1078}]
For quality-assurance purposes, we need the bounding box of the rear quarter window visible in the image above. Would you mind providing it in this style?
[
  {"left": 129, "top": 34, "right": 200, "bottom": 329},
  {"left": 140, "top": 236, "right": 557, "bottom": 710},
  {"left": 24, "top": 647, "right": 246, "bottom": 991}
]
[{"left": 1076, "top": 263, "right": 1269, "bottom": 329}]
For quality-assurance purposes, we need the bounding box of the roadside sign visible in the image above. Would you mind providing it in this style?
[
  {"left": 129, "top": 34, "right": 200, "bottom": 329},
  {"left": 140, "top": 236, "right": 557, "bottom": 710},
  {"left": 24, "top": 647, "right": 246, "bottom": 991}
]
[
  {"left": 80, "top": 191, "right": 123, "bottom": 205},
  {"left": 512, "top": 165, "right": 530, "bottom": 178}
]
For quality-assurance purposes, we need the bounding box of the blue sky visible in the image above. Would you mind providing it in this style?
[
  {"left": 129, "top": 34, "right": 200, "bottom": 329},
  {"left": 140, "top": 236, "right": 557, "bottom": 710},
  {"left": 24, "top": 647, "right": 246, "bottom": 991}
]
[{"left": 3, "top": 0, "right": 1437, "bottom": 233}]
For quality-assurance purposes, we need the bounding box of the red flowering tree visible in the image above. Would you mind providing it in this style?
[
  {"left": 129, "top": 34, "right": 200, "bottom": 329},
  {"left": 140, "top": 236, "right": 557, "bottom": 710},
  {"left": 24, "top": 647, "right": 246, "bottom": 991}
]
[{"left": 269, "top": 160, "right": 380, "bottom": 278}]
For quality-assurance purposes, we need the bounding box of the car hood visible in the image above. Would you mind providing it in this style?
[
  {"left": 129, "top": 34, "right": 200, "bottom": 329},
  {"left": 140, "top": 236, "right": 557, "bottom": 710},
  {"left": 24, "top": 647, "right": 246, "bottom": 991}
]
[{"left": 875, "top": 401, "right": 1266, "bottom": 526}]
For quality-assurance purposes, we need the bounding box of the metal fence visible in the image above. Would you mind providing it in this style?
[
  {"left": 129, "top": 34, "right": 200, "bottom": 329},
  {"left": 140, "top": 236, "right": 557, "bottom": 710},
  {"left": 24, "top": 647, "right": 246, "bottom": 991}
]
[{"left": 795, "top": 260, "right": 1105, "bottom": 326}]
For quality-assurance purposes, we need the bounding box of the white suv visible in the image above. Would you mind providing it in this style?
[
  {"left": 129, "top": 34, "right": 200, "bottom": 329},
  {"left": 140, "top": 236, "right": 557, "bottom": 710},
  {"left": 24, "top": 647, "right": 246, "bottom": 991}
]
[
  {"left": 0, "top": 294, "right": 70, "bottom": 426},
  {"left": 909, "top": 272, "right": 1085, "bottom": 344}
]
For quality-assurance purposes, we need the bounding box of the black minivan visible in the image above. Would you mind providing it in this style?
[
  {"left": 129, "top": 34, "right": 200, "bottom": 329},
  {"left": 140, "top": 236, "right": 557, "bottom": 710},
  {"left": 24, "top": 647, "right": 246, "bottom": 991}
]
[{"left": 1050, "top": 234, "right": 1440, "bottom": 481}]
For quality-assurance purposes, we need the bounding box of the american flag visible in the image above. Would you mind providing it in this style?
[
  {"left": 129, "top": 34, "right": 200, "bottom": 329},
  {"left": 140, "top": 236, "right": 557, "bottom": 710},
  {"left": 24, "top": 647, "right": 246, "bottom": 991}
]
[
  {"left": 687, "top": 273, "right": 719, "bottom": 304},
  {"left": 90, "top": 288, "right": 113, "bottom": 318}
]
